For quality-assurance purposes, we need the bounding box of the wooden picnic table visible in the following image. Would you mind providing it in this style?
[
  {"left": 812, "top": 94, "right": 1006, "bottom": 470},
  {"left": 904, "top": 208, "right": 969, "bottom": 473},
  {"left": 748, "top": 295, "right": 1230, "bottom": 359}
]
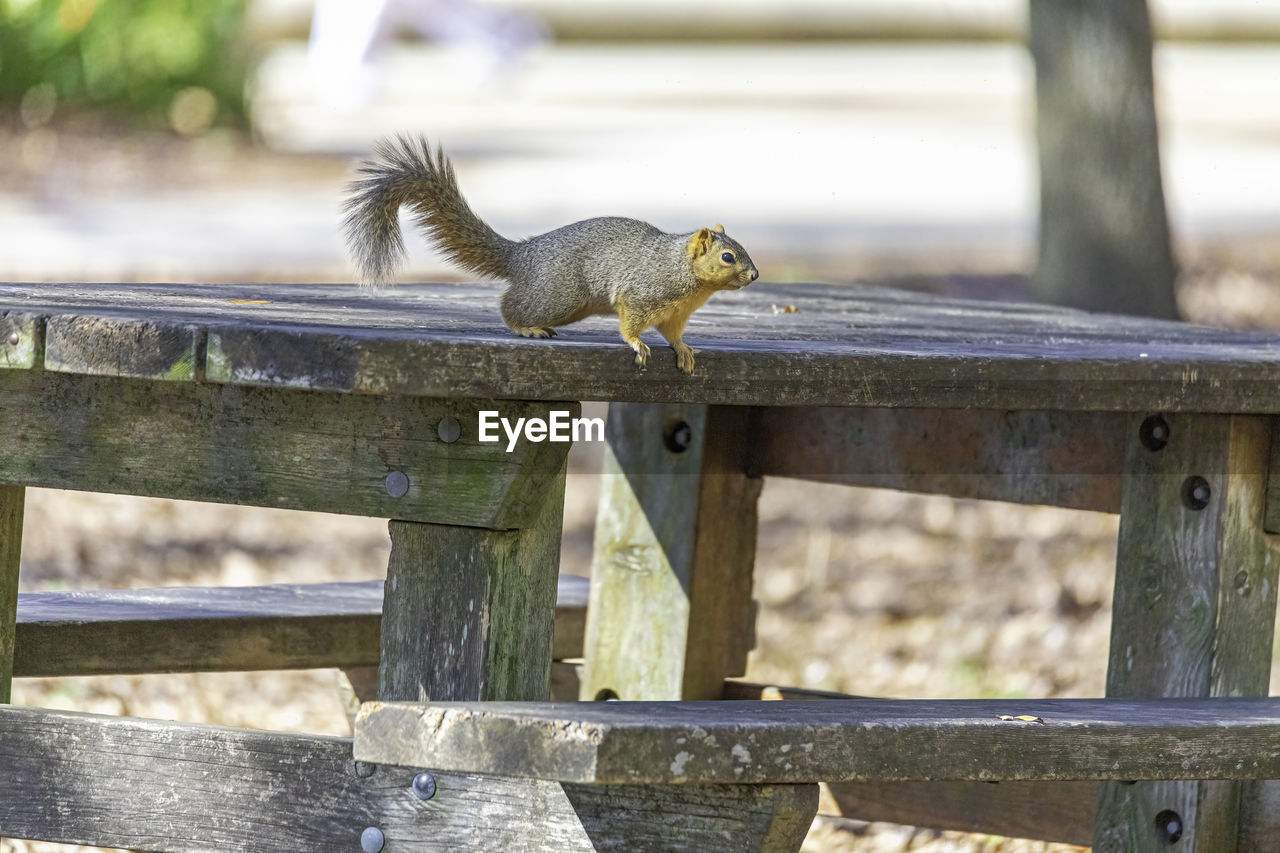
[{"left": 2, "top": 280, "right": 1280, "bottom": 852}]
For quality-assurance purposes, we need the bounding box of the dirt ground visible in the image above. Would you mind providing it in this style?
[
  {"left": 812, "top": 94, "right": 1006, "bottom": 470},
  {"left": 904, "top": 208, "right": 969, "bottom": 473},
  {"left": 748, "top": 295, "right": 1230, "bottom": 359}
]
[{"left": 5, "top": 127, "right": 1280, "bottom": 852}]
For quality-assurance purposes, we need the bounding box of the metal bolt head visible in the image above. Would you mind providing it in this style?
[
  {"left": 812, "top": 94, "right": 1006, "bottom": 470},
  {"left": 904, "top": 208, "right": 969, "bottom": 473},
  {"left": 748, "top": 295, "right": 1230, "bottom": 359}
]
[
  {"left": 360, "top": 826, "right": 385, "bottom": 852},
  {"left": 412, "top": 772, "right": 436, "bottom": 800},
  {"left": 662, "top": 418, "right": 693, "bottom": 454},
  {"left": 1155, "top": 809, "right": 1183, "bottom": 844},
  {"left": 5, "top": 332, "right": 18, "bottom": 346},
  {"left": 384, "top": 471, "right": 409, "bottom": 498},
  {"left": 437, "top": 416, "right": 461, "bottom": 443},
  {"left": 1139, "top": 415, "right": 1170, "bottom": 452},
  {"left": 1181, "top": 476, "right": 1211, "bottom": 511}
]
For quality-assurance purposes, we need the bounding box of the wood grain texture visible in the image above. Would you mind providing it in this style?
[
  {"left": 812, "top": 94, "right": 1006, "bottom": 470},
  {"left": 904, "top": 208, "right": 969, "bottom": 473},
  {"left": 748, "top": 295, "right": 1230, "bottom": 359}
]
[
  {"left": 1095, "top": 414, "right": 1278, "bottom": 853},
  {"left": 0, "top": 705, "right": 816, "bottom": 852},
  {"left": 8, "top": 281, "right": 1280, "bottom": 410},
  {"left": 724, "top": 680, "right": 1095, "bottom": 843},
  {"left": 752, "top": 407, "right": 1125, "bottom": 511},
  {"left": 12, "top": 576, "right": 589, "bottom": 676},
  {"left": 1241, "top": 781, "right": 1280, "bottom": 853},
  {"left": 726, "top": 680, "right": 1280, "bottom": 847},
  {"left": 353, "top": 697, "right": 1280, "bottom": 785},
  {"left": 379, "top": 452, "right": 569, "bottom": 703},
  {"left": 581, "top": 403, "right": 760, "bottom": 700},
  {"left": 0, "top": 485, "right": 21, "bottom": 703},
  {"left": 825, "top": 780, "right": 1097, "bottom": 846},
  {"left": 827, "top": 780, "right": 1280, "bottom": 849},
  {"left": 0, "top": 369, "right": 569, "bottom": 528},
  {"left": 46, "top": 314, "right": 205, "bottom": 381},
  {"left": 1260, "top": 424, "right": 1280, "bottom": 532},
  {"left": 0, "top": 311, "right": 43, "bottom": 370},
  {"left": 16, "top": 580, "right": 380, "bottom": 676}
]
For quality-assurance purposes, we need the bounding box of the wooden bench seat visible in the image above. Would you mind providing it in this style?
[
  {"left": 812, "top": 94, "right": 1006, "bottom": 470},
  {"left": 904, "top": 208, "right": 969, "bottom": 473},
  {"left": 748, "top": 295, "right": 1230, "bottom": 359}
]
[
  {"left": 0, "top": 703, "right": 815, "bottom": 852},
  {"left": 354, "top": 697, "right": 1280, "bottom": 785},
  {"left": 13, "top": 575, "right": 588, "bottom": 676}
]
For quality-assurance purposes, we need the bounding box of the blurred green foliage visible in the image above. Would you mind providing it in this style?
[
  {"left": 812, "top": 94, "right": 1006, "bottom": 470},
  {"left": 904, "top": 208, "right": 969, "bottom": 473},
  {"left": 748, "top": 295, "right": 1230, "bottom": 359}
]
[{"left": 0, "top": 0, "right": 247, "bottom": 127}]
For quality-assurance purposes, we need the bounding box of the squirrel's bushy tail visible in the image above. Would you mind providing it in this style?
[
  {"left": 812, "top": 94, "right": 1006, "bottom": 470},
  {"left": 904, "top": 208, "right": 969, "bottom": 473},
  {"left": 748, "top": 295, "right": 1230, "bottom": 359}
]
[{"left": 342, "top": 135, "right": 513, "bottom": 288}]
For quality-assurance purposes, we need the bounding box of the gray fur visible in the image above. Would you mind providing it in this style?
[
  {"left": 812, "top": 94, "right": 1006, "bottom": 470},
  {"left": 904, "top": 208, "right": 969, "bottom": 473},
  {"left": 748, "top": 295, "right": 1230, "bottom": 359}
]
[
  {"left": 502, "top": 217, "right": 697, "bottom": 327},
  {"left": 342, "top": 135, "right": 512, "bottom": 287},
  {"left": 342, "top": 134, "right": 759, "bottom": 371}
]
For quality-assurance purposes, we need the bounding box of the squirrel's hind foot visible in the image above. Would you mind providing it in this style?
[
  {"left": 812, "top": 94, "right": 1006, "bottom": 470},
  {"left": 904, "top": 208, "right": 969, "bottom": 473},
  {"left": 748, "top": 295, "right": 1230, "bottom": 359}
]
[
  {"left": 628, "top": 339, "right": 651, "bottom": 369},
  {"left": 512, "top": 326, "right": 557, "bottom": 339}
]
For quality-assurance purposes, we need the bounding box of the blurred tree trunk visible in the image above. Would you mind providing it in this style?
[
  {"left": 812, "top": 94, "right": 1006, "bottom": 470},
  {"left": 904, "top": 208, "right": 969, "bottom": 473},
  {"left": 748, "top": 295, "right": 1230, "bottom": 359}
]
[{"left": 1029, "top": 0, "right": 1179, "bottom": 319}]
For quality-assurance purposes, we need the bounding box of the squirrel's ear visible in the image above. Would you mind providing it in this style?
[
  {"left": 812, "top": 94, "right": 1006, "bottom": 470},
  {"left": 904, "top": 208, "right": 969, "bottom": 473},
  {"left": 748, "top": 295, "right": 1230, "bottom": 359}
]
[
  {"left": 713, "top": 223, "right": 725, "bottom": 233},
  {"left": 686, "top": 227, "right": 714, "bottom": 259}
]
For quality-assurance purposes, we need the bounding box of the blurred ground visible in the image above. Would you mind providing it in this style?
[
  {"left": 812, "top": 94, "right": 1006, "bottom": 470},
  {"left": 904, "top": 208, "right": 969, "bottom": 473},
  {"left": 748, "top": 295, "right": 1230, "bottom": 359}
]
[{"left": 5, "top": 25, "right": 1280, "bottom": 853}]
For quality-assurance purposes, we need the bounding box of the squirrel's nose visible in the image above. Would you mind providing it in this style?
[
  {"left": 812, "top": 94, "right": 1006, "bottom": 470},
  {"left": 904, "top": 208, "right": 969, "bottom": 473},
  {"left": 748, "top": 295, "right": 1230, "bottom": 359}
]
[{"left": 750, "top": 269, "right": 759, "bottom": 281}]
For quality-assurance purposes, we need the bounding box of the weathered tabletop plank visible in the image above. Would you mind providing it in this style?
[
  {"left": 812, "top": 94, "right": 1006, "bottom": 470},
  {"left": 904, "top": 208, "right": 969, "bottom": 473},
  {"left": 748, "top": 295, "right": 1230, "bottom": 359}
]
[
  {"left": 354, "top": 698, "right": 1280, "bottom": 785},
  {"left": 6, "top": 281, "right": 1280, "bottom": 409},
  {"left": 12, "top": 576, "right": 590, "bottom": 676}
]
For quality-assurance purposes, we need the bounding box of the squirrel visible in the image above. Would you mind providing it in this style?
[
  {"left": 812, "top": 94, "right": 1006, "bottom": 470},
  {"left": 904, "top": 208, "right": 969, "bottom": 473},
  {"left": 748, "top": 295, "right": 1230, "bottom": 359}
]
[{"left": 342, "top": 135, "right": 759, "bottom": 373}]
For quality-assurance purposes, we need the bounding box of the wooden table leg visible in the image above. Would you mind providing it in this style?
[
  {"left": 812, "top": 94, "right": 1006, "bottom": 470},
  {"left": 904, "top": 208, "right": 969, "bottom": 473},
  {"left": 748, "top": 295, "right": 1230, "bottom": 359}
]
[
  {"left": 1, "top": 485, "right": 24, "bottom": 850},
  {"left": 0, "top": 484, "right": 23, "bottom": 704},
  {"left": 362, "top": 411, "right": 813, "bottom": 852},
  {"left": 581, "top": 403, "right": 761, "bottom": 701},
  {"left": 1094, "top": 414, "right": 1279, "bottom": 852},
  {"left": 378, "top": 461, "right": 567, "bottom": 704}
]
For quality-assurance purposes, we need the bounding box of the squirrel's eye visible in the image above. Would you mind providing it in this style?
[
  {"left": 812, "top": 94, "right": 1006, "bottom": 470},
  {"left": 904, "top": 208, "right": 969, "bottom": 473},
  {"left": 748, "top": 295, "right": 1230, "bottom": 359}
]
[{"left": 721, "top": 252, "right": 735, "bottom": 264}]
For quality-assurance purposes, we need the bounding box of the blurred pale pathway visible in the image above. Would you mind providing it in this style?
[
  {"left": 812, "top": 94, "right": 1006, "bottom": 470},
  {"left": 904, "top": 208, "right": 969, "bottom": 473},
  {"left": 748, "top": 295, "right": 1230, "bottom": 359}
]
[{"left": 1, "top": 42, "right": 1278, "bottom": 283}]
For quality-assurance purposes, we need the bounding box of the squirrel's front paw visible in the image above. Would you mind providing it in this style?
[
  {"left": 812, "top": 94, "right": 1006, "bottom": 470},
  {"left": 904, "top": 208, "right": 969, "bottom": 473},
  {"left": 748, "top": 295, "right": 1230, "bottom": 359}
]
[
  {"left": 513, "top": 326, "right": 557, "bottom": 339},
  {"left": 673, "top": 344, "right": 696, "bottom": 374},
  {"left": 630, "top": 340, "right": 651, "bottom": 368}
]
